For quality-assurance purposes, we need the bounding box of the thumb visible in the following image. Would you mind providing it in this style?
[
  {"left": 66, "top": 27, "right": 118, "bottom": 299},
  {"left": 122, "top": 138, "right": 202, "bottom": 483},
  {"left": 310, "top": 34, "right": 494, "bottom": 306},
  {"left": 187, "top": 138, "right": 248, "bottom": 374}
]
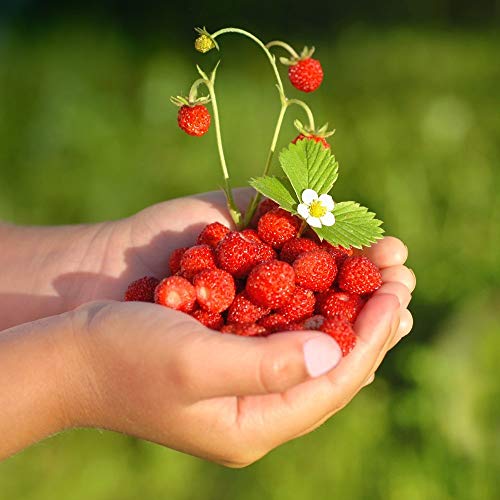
[{"left": 168, "top": 319, "right": 343, "bottom": 399}]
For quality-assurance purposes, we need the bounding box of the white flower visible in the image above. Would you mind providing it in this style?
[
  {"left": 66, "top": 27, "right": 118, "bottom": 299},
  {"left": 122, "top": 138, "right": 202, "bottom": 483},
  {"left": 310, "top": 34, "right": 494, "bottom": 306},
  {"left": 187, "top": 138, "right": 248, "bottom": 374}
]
[{"left": 297, "top": 188, "right": 335, "bottom": 228}]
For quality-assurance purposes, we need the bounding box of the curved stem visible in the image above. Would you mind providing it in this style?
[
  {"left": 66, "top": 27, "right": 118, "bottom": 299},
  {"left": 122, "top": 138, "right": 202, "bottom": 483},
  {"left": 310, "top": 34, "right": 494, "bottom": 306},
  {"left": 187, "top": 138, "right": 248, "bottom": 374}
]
[
  {"left": 266, "top": 40, "right": 299, "bottom": 59},
  {"left": 204, "top": 78, "right": 242, "bottom": 228},
  {"left": 287, "top": 99, "right": 316, "bottom": 131},
  {"left": 188, "top": 78, "right": 207, "bottom": 102},
  {"left": 210, "top": 28, "right": 285, "bottom": 96}
]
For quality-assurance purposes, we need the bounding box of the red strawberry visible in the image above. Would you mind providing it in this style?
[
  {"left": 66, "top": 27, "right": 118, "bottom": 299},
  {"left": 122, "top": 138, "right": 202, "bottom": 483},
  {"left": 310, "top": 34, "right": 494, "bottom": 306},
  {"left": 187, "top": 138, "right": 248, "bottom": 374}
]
[
  {"left": 124, "top": 276, "right": 160, "bottom": 302},
  {"left": 320, "top": 317, "right": 357, "bottom": 356},
  {"left": 280, "top": 237, "right": 319, "bottom": 263},
  {"left": 193, "top": 268, "right": 235, "bottom": 313},
  {"left": 257, "top": 198, "right": 279, "bottom": 218},
  {"left": 321, "top": 241, "right": 353, "bottom": 268},
  {"left": 257, "top": 208, "right": 302, "bottom": 249},
  {"left": 191, "top": 309, "right": 224, "bottom": 330},
  {"left": 293, "top": 249, "right": 337, "bottom": 292},
  {"left": 240, "top": 228, "right": 262, "bottom": 243},
  {"left": 240, "top": 229, "right": 277, "bottom": 263},
  {"left": 177, "top": 104, "right": 211, "bottom": 136},
  {"left": 257, "top": 313, "right": 291, "bottom": 333},
  {"left": 155, "top": 276, "right": 196, "bottom": 312},
  {"left": 316, "top": 290, "right": 365, "bottom": 323},
  {"left": 168, "top": 247, "right": 189, "bottom": 275},
  {"left": 276, "top": 286, "right": 316, "bottom": 322},
  {"left": 338, "top": 255, "right": 382, "bottom": 295},
  {"left": 221, "top": 323, "right": 268, "bottom": 337},
  {"left": 215, "top": 232, "right": 259, "bottom": 278},
  {"left": 197, "top": 222, "right": 230, "bottom": 248},
  {"left": 245, "top": 260, "right": 296, "bottom": 308},
  {"left": 288, "top": 58, "right": 323, "bottom": 93},
  {"left": 227, "top": 292, "right": 270, "bottom": 324},
  {"left": 180, "top": 244, "right": 217, "bottom": 280},
  {"left": 292, "top": 134, "right": 330, "bottom": 149},
  {"left": 281, "top": 322, "right": 306, "bottom": 332}
]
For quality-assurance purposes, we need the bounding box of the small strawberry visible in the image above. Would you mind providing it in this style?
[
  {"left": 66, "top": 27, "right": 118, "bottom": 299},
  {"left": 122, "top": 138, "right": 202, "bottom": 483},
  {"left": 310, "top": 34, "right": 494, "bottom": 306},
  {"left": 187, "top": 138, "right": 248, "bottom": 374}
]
[
  {"left": 276, "top": 286, "right": 316, "bottom": 322},
  {"left": 338, "top": 255, "right": 382, "bottom": 295},
  {"left": 197, "top": 222, "right": 231, "bottom": 248},
  {"left": 191, "top": 309, "right": 224, "bottom": 330},
  {"left": 257, "top": 198, "right": 279, "bottom": 218},
  {"left": 288, "top": 57, "right": 323, "bottom": 93},
  {"left": 257, "top": 313, "right": 291, "bottom": 333},
  {"left": 321, "top": 241, "right": 353, "bottom": 268},
  {"left": 180, "top": 244, "right": 217, "bottom": 280},
  {"left": 320, "top": 317, "right": 357, "bottom": 356},
  {"left": 280, "top": 322, "right": 306, "bottom": 332},
  {"left": 293, "top": 249, "right": 337, "bottom": 292},
  {"left": 316, "top": 290, "right": 365, "bottom": 323},
  {"left": 168, "top": 247, "right": 189, "bottom": 275},
  {"left": 257, "top": 207, "right": 302, "bottom": 249},
  {"left": 245, "top": 259, "right": 296, "bottom": 308},
  {"left": 215, "top": 232, "right": 260, "bottom": 278},
  {"left": 280, "top": 237, "right": 319, "bottom": 263},
  {"left": 221, "top": 323, "right": 268, "bottom": 337},
  {"left": 177, "top": 104, "right": 211, "bottom": 136},
  {"left": 227, "top": 292, "right": 270, "bottom": 324},
  {"left": 124, "top": 276, "right": 160, "bottom": 302},
  {"left": 240, "top": 229, "right": 277, "bottom": 262},
  {"left": 193, "top": 268, "right": 235, "bottom": 313},
  {"left": 155, "top": 276, "right": 197, "bottom": 313}
]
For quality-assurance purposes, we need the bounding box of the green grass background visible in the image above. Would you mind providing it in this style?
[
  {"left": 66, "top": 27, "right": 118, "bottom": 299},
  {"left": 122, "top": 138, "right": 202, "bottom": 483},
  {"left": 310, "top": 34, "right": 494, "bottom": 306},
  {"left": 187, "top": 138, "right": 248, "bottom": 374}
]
[{"left": 0, "top": 23, "right": 499, "bottom": 500}]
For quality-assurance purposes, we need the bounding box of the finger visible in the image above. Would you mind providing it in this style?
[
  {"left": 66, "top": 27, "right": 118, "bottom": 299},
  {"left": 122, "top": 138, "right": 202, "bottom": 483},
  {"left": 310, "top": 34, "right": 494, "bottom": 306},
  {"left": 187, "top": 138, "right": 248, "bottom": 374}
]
[
  {"left": 380, "top": 265, "right": 416, "bottom": 292},
  {"left": 174, "top": 322, "right": 343, "bottom": 399},
  {"left": 356, "top": 236, "right": 408, "bottom": 268},
  {"left": 236, "top": 294, "right": 399, "bottom": 442},
  {"left": 389, "top": 309, "right": 414, "bottom": 349},
  {"left": 374, "top": 281, "right": 412, "bottom": 310}
]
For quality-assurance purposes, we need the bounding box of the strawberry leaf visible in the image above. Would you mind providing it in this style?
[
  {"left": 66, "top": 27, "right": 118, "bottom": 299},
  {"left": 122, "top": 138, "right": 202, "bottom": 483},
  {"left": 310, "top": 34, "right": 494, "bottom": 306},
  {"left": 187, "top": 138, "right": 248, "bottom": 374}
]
[
  {"left": 278, "top": 139, "right": 338, "bottom": 200},
  {"left": 314, "top": 201, "right": 384, "bottom": 249},
  {"left": 249, "top": 176, "right": 297, "bottom": 213}
]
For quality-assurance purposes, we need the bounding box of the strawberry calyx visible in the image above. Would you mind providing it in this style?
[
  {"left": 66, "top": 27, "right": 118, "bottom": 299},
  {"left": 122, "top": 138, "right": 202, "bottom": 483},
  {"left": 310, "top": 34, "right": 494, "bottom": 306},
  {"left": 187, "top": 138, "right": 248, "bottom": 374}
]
[
  {"left": 194, "top": 27, "right": 219, "bottom": 53},
  {"left": 293, "top": 119, "right": 335, "bottom": 140},
  {"left": 278, "top": 46, "right": 317, "bottom": 67}
]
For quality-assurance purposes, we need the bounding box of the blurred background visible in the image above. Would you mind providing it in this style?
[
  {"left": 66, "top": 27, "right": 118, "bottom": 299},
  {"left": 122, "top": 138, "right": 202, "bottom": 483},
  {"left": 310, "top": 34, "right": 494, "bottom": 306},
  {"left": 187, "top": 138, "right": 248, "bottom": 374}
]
[{"left": 0, "top": 0, "right": 499, "bottom": 498}]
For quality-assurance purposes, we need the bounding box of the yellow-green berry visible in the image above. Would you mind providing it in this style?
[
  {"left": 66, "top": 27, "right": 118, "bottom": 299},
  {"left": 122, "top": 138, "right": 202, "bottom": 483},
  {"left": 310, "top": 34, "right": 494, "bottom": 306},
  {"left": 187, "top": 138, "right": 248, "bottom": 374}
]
[{"left": 195, "top": 35, "right": 215, "bottom": 53}]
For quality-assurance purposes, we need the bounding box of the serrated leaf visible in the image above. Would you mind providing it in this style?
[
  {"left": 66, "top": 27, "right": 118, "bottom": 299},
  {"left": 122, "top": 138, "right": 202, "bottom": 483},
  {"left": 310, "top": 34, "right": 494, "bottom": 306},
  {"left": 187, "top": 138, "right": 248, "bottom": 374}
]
[
  {"left": 278, "top": 140, "right": 339, "bottom": 200},
  {"left": 314, "top": 201, "right": 384, "bottom": 249},
  {"left": 249, "top": 176, "right": 297, "bottom": 213}
]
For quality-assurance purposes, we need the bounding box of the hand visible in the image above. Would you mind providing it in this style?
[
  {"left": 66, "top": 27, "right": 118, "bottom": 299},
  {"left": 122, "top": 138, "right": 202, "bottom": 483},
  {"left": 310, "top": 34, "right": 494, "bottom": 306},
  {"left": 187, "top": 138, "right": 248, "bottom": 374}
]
[{"left": 64, "top": 236, "right": 414, "bottom": 467}]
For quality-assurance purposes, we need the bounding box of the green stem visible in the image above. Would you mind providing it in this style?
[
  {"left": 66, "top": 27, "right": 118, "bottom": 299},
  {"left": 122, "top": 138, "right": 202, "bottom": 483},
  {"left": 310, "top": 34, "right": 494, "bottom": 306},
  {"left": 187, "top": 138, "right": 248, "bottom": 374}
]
[
  {"left": 204, "top": 77, "right": 242, "bottom": 228},
  {"left": 188, "top": 78, "right": 207, "bottom": 102},
  {"left": 242, "top": 103, "right": 288, "bottom": 227},
  {"left": 210, "top": 28, "right": 285, "bottom": 96},
  {"left": 266, "top": 40, "right": 300, "bottom": 59},
  {"left": 287, "top": 99, "right": 315, "bottom": 131}
]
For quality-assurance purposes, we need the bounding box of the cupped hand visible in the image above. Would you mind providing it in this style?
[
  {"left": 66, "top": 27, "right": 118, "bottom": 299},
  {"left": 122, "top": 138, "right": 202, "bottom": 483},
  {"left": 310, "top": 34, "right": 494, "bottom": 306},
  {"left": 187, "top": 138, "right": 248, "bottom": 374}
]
[{"left": 67, "top": 209, "right": 415, "bottom": 466}]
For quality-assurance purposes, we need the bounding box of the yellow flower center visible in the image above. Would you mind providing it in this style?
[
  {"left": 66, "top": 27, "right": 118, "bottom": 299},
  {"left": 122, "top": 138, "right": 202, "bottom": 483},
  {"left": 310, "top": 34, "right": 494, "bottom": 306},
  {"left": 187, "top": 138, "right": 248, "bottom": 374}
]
[
  {"left": 195, "top": 35, "right": 215, "bottom": 53},
  {"left": 309, "top": 200, "right": 327, "bottom": 218}
]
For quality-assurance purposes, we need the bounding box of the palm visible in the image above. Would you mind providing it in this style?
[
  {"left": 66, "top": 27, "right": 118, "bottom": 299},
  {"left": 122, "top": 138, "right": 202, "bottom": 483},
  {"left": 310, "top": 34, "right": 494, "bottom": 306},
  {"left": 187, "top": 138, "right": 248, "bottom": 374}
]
[{"left": 93, "top": 190, "right": 252, "bottom": 302}]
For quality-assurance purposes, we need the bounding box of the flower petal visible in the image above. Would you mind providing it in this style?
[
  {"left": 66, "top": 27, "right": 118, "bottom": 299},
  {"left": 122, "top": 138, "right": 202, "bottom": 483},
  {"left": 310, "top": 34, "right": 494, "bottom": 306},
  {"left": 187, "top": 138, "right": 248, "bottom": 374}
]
[
  {"left": 302, "top": 189, "right": 318, "bottom": 205},
  {"left": 320, "top": 211, "right": 336, "bottom": 226},
  {"left": 307, "top": 216, "right": 322, "bottom": 228},
  {"left": 318, "top": 194, "right": 335, "bottom": 211},
  {"left": 297, "top": 203, "right": 311, "bottom": 220}
]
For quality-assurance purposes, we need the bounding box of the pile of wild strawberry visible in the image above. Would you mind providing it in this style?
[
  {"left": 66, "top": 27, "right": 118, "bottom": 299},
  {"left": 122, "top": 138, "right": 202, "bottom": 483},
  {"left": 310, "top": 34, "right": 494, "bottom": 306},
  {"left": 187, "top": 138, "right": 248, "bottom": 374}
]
[{"left": 124, "top": 199, "right": 382, "bottom": 356}]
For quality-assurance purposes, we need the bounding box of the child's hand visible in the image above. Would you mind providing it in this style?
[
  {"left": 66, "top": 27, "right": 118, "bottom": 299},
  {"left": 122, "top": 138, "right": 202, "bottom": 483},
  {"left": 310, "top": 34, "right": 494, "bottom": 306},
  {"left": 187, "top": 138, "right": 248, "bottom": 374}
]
[{"left": 68, "top": 288, "right": 405, "bottom": 467}]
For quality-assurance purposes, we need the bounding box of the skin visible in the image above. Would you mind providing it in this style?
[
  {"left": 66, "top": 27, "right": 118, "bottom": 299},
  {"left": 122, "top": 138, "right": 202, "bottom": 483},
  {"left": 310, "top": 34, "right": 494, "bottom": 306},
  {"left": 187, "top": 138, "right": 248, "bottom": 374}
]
[{"left": 0, "top": 189, "right": 415, "bottom": 465}]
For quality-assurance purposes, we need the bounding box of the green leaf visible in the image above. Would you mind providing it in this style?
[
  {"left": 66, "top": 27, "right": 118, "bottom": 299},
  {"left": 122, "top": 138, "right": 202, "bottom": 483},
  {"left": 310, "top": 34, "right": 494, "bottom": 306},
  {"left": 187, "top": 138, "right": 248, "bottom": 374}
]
[
  {"left": 314, "top": 201, "right": 384, "bottom": 249},
  {"left": 249, "top": 176, "right": 297, "bottom": 212},
  {"left": 278, "top": 139, "right": 339, "bottom": 200}
]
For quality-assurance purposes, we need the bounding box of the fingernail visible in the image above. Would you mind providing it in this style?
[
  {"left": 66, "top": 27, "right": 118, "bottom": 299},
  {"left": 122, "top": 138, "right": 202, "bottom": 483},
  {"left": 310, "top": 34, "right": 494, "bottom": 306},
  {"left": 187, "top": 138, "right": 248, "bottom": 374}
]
[{"left": 303, "top": 335, "right": 342, "bottom": 378}]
